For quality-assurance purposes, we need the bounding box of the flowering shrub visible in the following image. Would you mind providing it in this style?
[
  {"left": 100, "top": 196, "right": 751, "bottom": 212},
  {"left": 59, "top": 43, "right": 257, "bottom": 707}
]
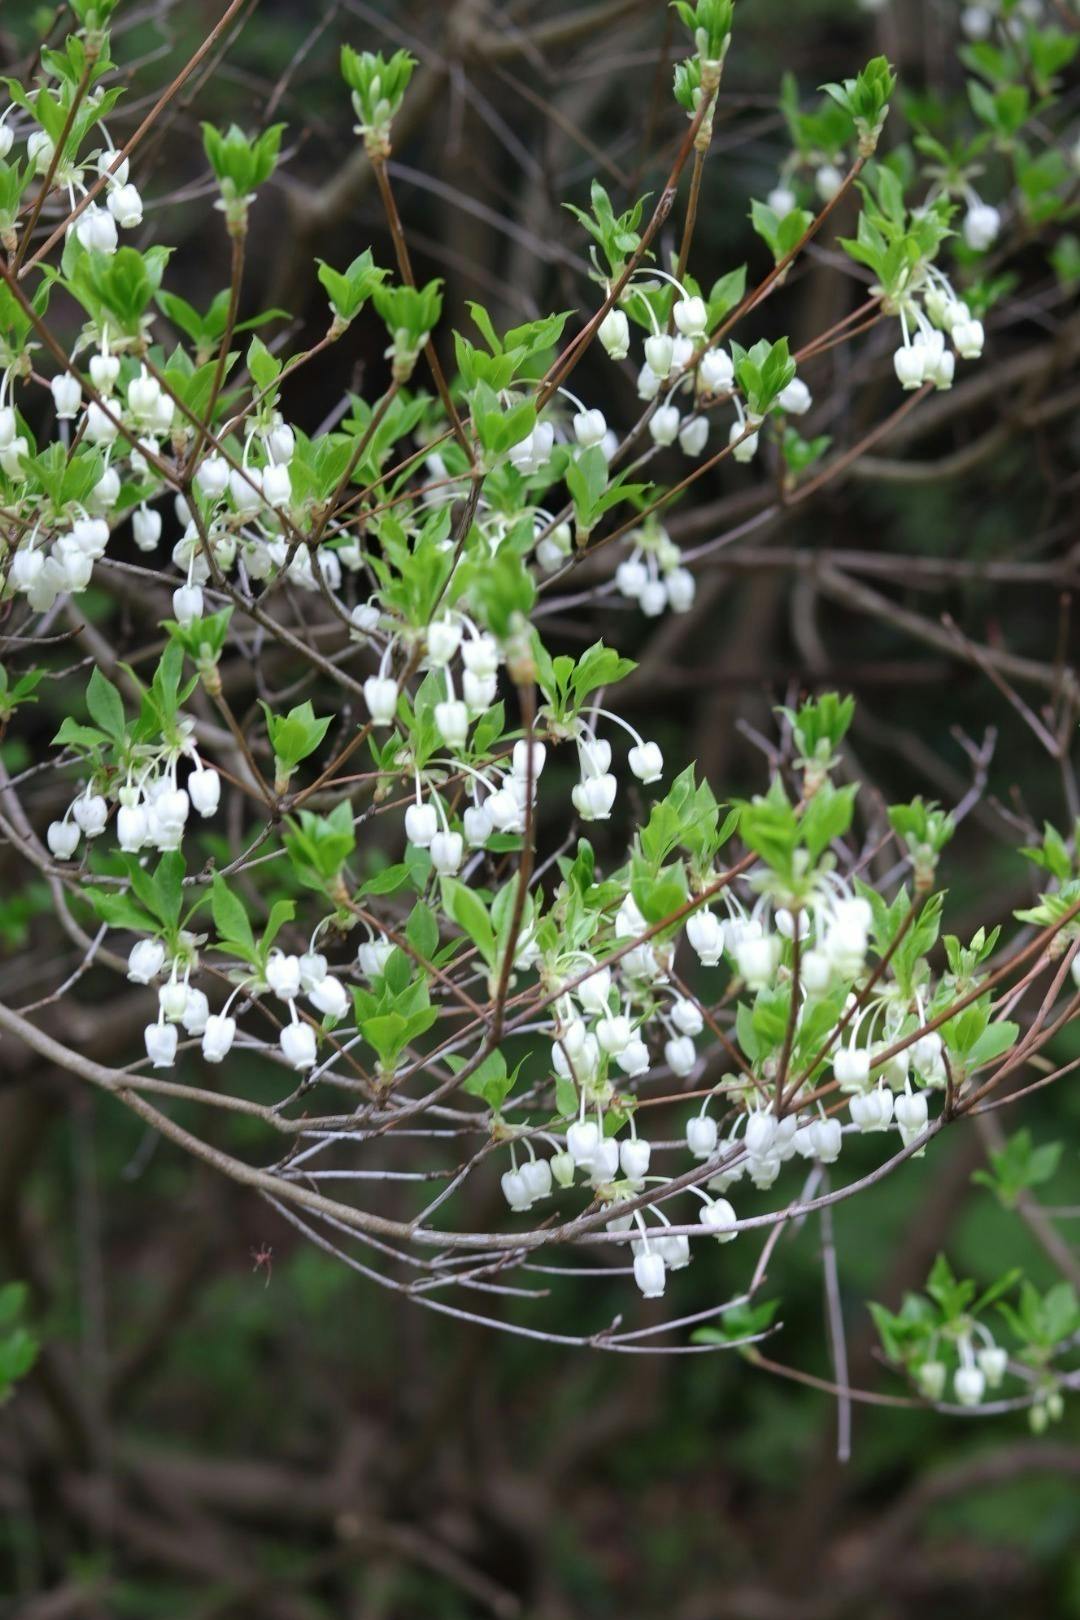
[{"left": 1, "top": 0, "right": 1079, "bottom": 1437}]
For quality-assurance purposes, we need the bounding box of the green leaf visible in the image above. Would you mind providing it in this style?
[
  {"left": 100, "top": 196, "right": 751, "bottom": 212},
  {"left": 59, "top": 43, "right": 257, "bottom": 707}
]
[
  {"left": 85, "top": 667, "right": 125, "bottom": 739},
  {"left": 211, "top": 876, "right": 257, "bottom": 959}
]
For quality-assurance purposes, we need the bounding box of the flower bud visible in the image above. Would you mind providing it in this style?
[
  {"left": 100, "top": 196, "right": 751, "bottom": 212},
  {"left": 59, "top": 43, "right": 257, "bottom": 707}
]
[
  {"left": 159, "top": 978, "right": 189, "bottom": 1021},
  {"left": 977, "top": 1345, "right": 1007, "bottom": 1387}
]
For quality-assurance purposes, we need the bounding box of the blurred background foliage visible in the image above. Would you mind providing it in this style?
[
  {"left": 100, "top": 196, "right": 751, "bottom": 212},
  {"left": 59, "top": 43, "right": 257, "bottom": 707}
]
[{"left": 2, "top": 0, "right": 1080, "bottom": 1615}]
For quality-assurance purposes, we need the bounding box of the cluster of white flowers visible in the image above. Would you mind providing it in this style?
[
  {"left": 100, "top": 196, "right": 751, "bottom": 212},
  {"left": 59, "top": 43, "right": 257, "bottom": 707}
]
[
  {"left": 614, "top": 518, "right": 698, "bottom": 617},
  {"left": 892, "top": 266, "right": 986, "bottom": 391},
  {"left": 47, "top": 721, "right": 220, "bottom": 861},
  {"left": 134, "top": 933, "right": 349, "bottom": 1074},
  {"left": 917, "top": 1327, "right": 1009, "bottom": 1409}
]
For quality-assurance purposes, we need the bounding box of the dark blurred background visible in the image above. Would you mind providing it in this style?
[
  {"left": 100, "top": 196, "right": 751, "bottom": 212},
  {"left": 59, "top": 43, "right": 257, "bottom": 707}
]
[{"left": 3, "top": 1, "right": 1080, "bottom": 1616}]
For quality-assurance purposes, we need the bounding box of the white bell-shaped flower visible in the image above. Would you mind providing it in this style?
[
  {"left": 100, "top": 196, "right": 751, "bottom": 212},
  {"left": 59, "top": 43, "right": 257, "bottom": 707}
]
[
  {"left": 701, "top": 1197, "right": 737, "bottom": 1241},
  {"left": 619, "top": 1136, "right": 651, "bottom": 1180},
  {"left": 72, "top": 792, "right": 108, "bottom": 837},
  {"left": 280, "top": 1020, "right": 317, "bottom": 1071},
  {"left": 953, "top": 1365, "right": 986, "bottom": 1407},
  {"left": 686, "top": 909, "right": 724, "bottom": 966},
  {"left": 952, "top": 318, "right": 984, "bottom": 359},
  {"left": 644, "top": 332, "right": 674, "bottom": 378},
  {"left": 188, "top": 767, "right": 220, "bottom": 818},
  {"left": 670, "top": 997, "right": 703, "bottom": 1037},
  {"left": 50, "top": 373, "right": 82, "bottom": 420},
  {"left": 686, "top": 1112, "right": 718, "bottom": 1160},
  {"left": 430, "top": 829, "right": 464, "bottom": 875},
  {"left": 962, "top": 202, "right": 1000, "bottom": 252},
  {"left": 117, "top": 802, "right": 149, "bottom": 853},
  {"left": 265, "top": 951, "right": 302, "bottom": 1001},
  {"left": 202, "top": 1014, "right": 236, "bottom": 1064},
  {"left": 578, "top": 964, "right": 612, "bottom": 1015},
  {"left": 777, "top": 377, "right": 811, "bottom": 415},
  {"left": 309, "top": 974, "right": 349, "bottom": 1019},
  {"left": 128, "top": 938, "right": 166, "bottom": 984},
  {"left": 566, "top": 1118, "right": 600, "bottom": 1165},
  {"left": 673, "top": 295, "right": 708, "bottom": 337},
  {"left": 47, "top": 820, "right": 80, "bottom": 859},
  {"left": 665, "top": 566, "right": 696, "bottom": 613},
  {"left": 434, "top": 698, "right": 469, "bottom": 749},
  {"left": 405, "top": 801, "right": 438, "bottom": 848},
  {"left": 628, "top": 740, "right": 663, "bottom": 783},
  {"left": 574, "top": 407, "right": 608, "bottom": 448},
  {"left": 633, "top": 1249, "right": 666, "bottom": 1298},
  {"left": 729, "top": 420, "right": 759, "bottom": 461},
  {"left": 698, "top": 348, "right": 734, "bottom": 394},
  {"left": 363, "top": 676, "right": 399, "bottom": 727},
  {"left": 181, "top": 988, "right": 210, "bottom": 1036},
  {"left": 521, "top": 1157, "right": 552, "bottom": 1202},
  {"left": 598, "top": 307, "right": 630, "bottom": 360},
  {"left": 895, "top": 1086, "right": 928, "bottom": 1145},
  {"left": 665, "top": 1034, "right": 696, "bottom": 1076},
  {"left": 107, "top": 182, "right": 143, "bottom": 228},
  {"left": 649, "top": 405, "right": 681, "bottom": 447},
  {"left": 144, "top": 1021, "right": 178, "bottom": 1069},
  {"left": 808, "top": 1115, "right": 842, "bottom": 1163},
  {"left": 426, "top": 617, "right": 462, "bottom": 664},
  {"left": 571, "top": 772, "right": 617, "bottom": 820},
  {"left": 357, "top": 936, "right": 394, "bottom": 978},
  {"left": 463, "top": 802, "right": 493, "bottom": 847}
]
